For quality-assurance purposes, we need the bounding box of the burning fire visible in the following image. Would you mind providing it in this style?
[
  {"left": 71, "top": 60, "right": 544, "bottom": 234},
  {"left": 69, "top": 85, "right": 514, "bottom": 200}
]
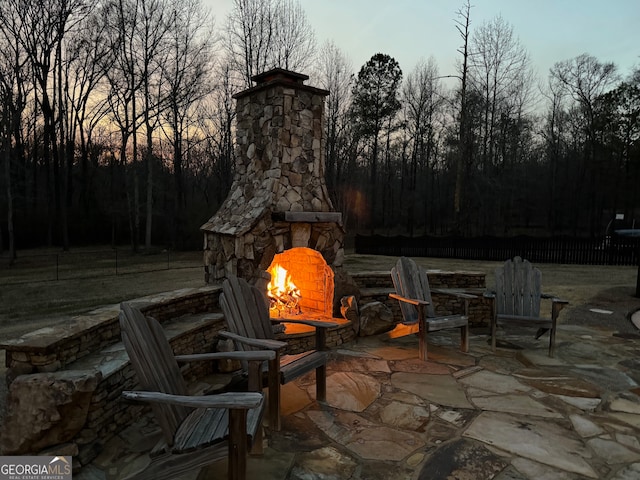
[{"left": 267, "top": 264, "right": 301, "bottom": 316}]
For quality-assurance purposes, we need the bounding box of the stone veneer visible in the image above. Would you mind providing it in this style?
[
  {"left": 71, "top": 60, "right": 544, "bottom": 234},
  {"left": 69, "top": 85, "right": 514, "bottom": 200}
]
[{"left": 201, "top": 69, "right": 344, "bottom": 286}]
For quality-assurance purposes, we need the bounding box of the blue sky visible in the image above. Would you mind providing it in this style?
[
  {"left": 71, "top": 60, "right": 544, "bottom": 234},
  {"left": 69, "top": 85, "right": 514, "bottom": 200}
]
[{"left": 204, "top": 0, "right": 639, "bottom": 80}]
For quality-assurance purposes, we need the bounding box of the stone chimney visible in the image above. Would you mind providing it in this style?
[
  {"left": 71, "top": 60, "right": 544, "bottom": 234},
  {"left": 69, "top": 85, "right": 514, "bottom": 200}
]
[{"left": 201, "top": 68, "right": 345, "bottom": 285}]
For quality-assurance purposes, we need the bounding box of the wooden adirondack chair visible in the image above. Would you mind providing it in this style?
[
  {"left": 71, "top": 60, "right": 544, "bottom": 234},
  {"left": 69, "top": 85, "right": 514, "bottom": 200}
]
[
  {"left": 390, "top": 257, "right": 472, "bottom": 361},
  {"left": 488, "top": 256, "right": 568, "bottom": 357},
  {"left": 119, "top": 302, "right": 275, "bottom": 480},
  {"left": 218, "top": 275, "right": 339, "bottom": 431}
]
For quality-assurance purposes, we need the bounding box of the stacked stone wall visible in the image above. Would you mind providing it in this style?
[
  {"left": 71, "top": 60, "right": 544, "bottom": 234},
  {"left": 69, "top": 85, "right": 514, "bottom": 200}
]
[
  {"left": 353, "top": 270, "right": 491, "bottom": 327},
  {"left": 0, "top": 287, "right": 224, "bottom": 462},
  {"left": 280, "top": 322, "right": 356, "bottom": 355},
  {"left": 1, "top": 287, "right": 221, "bottom": 381}
]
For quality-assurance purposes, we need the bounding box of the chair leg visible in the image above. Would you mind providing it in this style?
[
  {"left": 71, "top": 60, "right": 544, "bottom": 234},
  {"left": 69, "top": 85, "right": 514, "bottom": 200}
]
[
  {"left": 489, "top": 296, "right": 497, "bottom": 352},
  {"left": 267, "top": 358, "right": 281, "bottom": 432},
  {"left": 460, "top": 323, "right": 469, "bottom": 352},
  {"left": 549, "top": 320, "right": 557, "bottom": 358},
  {"left": 417, "top": 304, "right": 428, "bottom": 361},
  {"left": 491, "top": 316, "right": 497, "bottom": 352},
  {"left": 228, "top": 409, "right": 248, "bottom": 480},
  {"left": 250, "top": 424, "right": 264, "bottom": 455},
  {"left": 418, "top": 320, "right": 428, "bottom": 361},
  {"left": 316, "top": 364, "right": 327, "bottom": 402},
  {"left": 549, "top": 301, "right": 565, "bottom": 358},
  {"left": 461, "top": 299, "right": 470, "bottom": 353}
]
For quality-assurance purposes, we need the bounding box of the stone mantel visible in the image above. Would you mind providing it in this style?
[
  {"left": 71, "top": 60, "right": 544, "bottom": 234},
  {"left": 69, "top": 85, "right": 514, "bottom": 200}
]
[{"left": 272, "top": 211, "right": 343, "bottom": 223}]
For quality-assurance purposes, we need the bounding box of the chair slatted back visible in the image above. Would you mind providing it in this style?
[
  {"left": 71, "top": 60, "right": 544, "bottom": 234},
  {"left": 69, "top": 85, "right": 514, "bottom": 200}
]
[
  {"left": 495, "top": 256, "right": 542, "bottom": 317},
  {"left": 221, "top": 275, "right": 275, "bottom": 346},
  {"left": 391, "top": 257, "right": 437, "bottom": 322},
  {"left": 120, "top": 302, "right": 191, "bottom": 445}
]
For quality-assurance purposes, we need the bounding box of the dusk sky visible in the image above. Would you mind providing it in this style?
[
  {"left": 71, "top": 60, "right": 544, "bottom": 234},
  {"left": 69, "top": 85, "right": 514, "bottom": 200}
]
[{"left": 203, "top": 0, "right": 639, "bottom": 82}]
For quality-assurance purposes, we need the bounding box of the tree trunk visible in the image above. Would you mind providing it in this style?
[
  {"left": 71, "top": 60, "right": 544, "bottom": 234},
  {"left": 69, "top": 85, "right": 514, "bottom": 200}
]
[
  {"left": 454, "top": 1, "right": 472, "bottom": 234},
  {"left": 4, "top": 128, "right": 15, "bottom": 264}
]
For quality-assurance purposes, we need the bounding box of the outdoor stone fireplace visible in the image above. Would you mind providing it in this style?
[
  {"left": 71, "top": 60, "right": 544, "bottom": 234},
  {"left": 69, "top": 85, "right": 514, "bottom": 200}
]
[{"left": 201, "top": 68, "right": 345, "bottom": 314}]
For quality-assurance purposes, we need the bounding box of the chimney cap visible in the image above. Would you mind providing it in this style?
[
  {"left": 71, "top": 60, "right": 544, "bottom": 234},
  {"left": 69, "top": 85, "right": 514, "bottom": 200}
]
[
  {"left": 233, "top": 68, "right": 329, "bottom": 100},
  {"left": 252, "top": 68, "right": 309, "bottom": 85}
]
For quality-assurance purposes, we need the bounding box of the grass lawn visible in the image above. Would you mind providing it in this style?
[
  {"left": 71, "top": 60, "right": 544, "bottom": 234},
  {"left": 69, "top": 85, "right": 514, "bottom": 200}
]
[{"left": 0, "top": 249, "right": 637, "bottom": 339}]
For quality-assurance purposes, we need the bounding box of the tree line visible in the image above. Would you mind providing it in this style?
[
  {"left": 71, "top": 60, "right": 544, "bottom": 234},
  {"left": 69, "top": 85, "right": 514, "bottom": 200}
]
[{"left": 0, "top": 0, "right": 638, "bottom": 263}]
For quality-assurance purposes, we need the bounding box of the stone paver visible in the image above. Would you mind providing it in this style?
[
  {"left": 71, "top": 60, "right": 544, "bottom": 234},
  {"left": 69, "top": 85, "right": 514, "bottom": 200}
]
[
  {"left": 321, "top": 371, "right": 381, "bottom": 412},
  {"left": 391, "top": 372, "right": 474, "bottom": 409},
  {"left": 470, "top": 393, "right": 564, "bottom": 418},
  {"left": 463, "top": 411, "right": 599, "bottom": 478},
  {"left": 307, "top": 410, "right": 426, "bottom": 461}
]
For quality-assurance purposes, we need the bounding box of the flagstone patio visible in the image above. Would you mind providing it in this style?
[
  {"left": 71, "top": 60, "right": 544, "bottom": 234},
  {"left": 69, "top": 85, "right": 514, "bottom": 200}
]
[{"left": 78, "top": 316, "right": 640, "bottom": 480}]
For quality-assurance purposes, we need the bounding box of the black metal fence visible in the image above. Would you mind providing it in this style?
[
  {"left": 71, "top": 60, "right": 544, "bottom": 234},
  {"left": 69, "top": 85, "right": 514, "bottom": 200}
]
[{"left": 355, "top": 234, "right": 640, "bottom": 266}]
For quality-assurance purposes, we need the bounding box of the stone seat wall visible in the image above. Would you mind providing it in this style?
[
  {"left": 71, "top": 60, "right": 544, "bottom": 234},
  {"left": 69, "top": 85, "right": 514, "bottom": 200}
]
[
  {"left": 0, "top": 288, "right": 227, "bottom": 466},
  {"left": 0, "top": 286, "right": 221, "bottom": 382},
  {"left": 352, "top": 270, "right": 492, "bottom": 327}
]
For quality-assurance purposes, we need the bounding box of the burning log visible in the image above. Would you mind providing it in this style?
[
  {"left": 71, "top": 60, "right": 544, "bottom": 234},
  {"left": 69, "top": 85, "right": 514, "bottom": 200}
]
[{"left": 268, "top": 265, "right": 302, "bottom": 316}]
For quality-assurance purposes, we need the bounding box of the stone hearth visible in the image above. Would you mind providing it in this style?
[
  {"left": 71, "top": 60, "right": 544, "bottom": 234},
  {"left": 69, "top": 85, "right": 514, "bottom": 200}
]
[{"left": 201, "top": 68, "right": 345, "bottom": 289}]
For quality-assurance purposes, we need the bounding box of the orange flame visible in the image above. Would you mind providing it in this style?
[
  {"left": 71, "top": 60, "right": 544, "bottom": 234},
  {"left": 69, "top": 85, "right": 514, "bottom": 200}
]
[{"left": 267, "top": 264, "right": 301, "bottom": 316}]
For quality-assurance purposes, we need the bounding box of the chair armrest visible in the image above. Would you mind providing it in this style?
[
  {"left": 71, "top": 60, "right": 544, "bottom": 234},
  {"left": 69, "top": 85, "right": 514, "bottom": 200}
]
[
  {"left": 274, "top": 319, "right": 341, "bottom": 329},
  {"left": 431, "top": 288, "right": 477, "bottom": 299},
  {"left": 122, "top": 390, "right": 263, "bottom": 409},
  {"left": 175, "top": 350, "right": 276, "bottom": 364},
  {"left": 219, "top": 330, "right": 287, "bottom": 351},
  {"left": 542, "top": 293, "right": 569, "bottom": 304},
  {"left": 389, "top": 292, "right": 429, "bottom": 306}
]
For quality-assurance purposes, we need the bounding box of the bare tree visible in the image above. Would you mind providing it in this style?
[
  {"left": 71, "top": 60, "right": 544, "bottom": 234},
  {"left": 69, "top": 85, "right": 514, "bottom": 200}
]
[
  {"left": 225, "top": 0, "right": 316, "bottom": 87},
  {"left": 402, "top": 57, "right": 445, "bottom": 235},
  {"left": 102, "top": 0, "right": 173, "bottom": 250},
  {"left": 470, "top": 15, "right": 532, "bottom": 169},
  {"left": 453, "top": 0, "right": 472, "bottom": 232},
  {"left": 271, "top": 0, "right": 316, "bottom": 72},
  {"left": 9, "top": 0, "right": 93, "bottom": 248},
  {"left": 0, "top": 2, "right": 31, "bottom": 262},
  {"left": 225, "top": 0, "right": 276, "bottom": 87},
  {"left": 136, "top": 0, "right": 171, "bottom": 249},
  {"left": 550, "top": 53, "right": 618, "bottom": 234},
  {"left": 197, "top": 62, "right": 237, "bottom": 208},
  {"left": 161, "top": 0, "right": 215, "bottom": 246},
  {"left": 102, "top": 0, "right": 141, "bottom": 251},
  {"left": 539, "top": 74, "right": 572, "bottom": 233},
  {"left": 315, "top": 40, "right": 353, "bottom": 203},
  {"left": 64, "top": 8, "right": 110, "bottom": 219}
]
